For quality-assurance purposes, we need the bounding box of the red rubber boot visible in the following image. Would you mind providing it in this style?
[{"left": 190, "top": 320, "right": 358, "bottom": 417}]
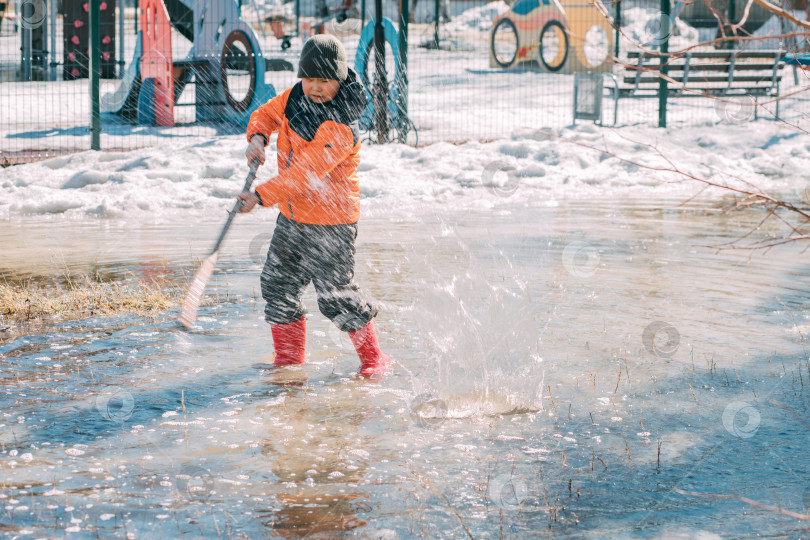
[
  {"left": 348, "top": 320, "right": 392, "bottom": 377},
  {"left": 271, "top": 318, "right": 307, "bottom": 365}
]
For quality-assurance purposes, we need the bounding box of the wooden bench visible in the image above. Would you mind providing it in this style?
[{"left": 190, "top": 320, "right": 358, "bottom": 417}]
[{"left": 613, "top": 49, "right": 785, "bottom": 120}]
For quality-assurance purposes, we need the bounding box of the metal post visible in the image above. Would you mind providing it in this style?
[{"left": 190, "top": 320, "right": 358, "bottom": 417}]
[
  {"left": 361, "top": 0, "right": 366, "bottom": 31},
  {"left": 295, "top": 0, "right": 300, "bottom": 38},
  {"left": 118, "top": 0, "right": 125, "bottom": 77},
  {"left": 50, "top": 0, "right": 57, "bottom": 80},
  {"left": 398, "top": 0, "right": 409, "bottom": 118},
  {"left": 374, "top": 0, "right": 388, "bottom": 141},
  {"left": 433, "top": 0, "right": 439, "bottom": 47},
  {"left": 658, "top": 0, "right": 669, "bottom": 128},
  {"left": 22, "top": 24, "right": 32, "bottom": 81},
  {"left": 90, "top": 0, "right": 101, "bottom": 150},
  {"left": 134, "top": 0, "right": 138, "bottom": 34},
  {"left": 614, "top": 0, "right": 621, "bottom": 59},
  {"left": 39, "top": 2, "right": 47, "bottom": 81}
]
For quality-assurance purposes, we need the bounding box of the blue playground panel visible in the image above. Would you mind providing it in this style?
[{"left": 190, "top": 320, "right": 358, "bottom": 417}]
[
  {"left": 354, "top": 18, "right": 405, "bottom": 132},
  {"left": 783, "top": 53, "right": 810, "bottom": 67}
]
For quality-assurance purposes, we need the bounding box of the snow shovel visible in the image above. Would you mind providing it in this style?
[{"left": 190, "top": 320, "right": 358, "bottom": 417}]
[{"left": 179, "top": 158, "right": 260, "bottom": 329}]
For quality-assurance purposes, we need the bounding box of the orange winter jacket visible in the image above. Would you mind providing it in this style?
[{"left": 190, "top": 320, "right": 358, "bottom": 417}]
[{"left": 246, "top": 69, "right": 368, "bottom": 225}]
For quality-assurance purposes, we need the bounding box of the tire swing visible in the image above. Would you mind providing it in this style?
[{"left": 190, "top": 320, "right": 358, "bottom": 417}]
[{"left": 221, "top": 30, "right": 257, "bottom": 114}]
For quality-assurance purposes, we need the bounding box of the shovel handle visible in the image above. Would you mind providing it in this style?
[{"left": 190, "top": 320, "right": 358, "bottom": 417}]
[{"left": 210, "top": 158, "right": 260, "bottom": 255}]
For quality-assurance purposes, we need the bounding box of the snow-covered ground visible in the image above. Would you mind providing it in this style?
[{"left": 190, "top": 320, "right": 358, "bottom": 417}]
[
  {"left": 1, "top": 1, "right": 808, "bottom": 158},
  {"left": 1, "top": 117, "right": 808, "bottom": 221}
]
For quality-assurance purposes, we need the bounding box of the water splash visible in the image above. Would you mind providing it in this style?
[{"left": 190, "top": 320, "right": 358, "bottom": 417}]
[{"left": 406, "top": 243, "right": 544, "bottom": 419}]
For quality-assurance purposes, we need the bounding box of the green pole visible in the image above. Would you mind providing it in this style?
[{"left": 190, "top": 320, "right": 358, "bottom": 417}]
[
  {"left": 399, "top": 0, "right": 409, "bottom": 118},
  {"left": 614, "top": 0, "right": 621, "bottom": 59},
  {"left": 361, "top": 0, "right": 366, "bottom": 31},
  {"left": 433, "top": 0, "right": 439, "bottom": 47},
  {"left": 374, "top": 0, "right": 388, "bottom": 141},
  {"left": 658, "top": 0, "right": 669, "bottom": 128},
  {"left": 134, "top": 0, "right": 138, "bottom": 35},
  {"left": 90, "top": 0, "right": 101, "bottom": 150}
]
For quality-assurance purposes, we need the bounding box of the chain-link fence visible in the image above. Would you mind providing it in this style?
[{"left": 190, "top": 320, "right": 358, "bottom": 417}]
[{"left": 1, "top": 0, "right": 809, "bottom": 164}]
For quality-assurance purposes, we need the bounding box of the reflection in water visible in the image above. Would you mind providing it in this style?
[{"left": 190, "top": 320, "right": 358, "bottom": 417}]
[
  {"left": 270, "top": 492, "right": 369, "bottom": 537},
  {"left": 257, "top": 378, "right": 375, "bottom": 537},
  {"left": 1, "top": 201, "right": 809, "bottom": 537}
]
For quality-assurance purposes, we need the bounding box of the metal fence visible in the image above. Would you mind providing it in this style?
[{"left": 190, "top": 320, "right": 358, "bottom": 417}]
[{"left": 1, "top": 0, "right": 809, "bottom": 164}]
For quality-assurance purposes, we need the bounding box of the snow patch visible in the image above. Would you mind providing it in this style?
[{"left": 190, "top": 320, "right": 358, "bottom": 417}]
[{"left": 62, "top": 170, "right": 110, "bottom": 189}]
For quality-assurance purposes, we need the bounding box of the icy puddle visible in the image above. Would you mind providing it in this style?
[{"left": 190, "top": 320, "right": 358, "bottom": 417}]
[{"left": 1, "top": 200, "right": 809, "bottom": 538}]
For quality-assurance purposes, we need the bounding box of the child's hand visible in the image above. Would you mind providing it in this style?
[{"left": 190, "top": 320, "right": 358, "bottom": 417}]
[
  {"left": 237, "top": 192, "right": 259, "bottom": 213},
  {"left": 246, "top": 135, "right": 266, "bottom": 166}
]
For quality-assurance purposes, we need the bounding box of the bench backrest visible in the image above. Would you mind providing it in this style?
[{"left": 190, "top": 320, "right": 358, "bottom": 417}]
[{"left": 622, "top": 50, "right": 784, "bottom": 95}]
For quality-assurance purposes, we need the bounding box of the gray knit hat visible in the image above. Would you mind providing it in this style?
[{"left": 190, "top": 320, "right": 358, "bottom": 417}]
[{"left": 297, "top": 34, "right": 348, "bottom": 81}]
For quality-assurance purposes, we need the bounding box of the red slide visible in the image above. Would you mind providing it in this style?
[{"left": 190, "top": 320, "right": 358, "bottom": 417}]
[{"left": 140, "top": 0, "right": 174, "bottom": 126}]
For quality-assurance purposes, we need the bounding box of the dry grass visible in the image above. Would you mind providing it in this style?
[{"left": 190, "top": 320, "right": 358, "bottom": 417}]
[{"left": 0, "top": 275, "right": 181, "bottom": 323}]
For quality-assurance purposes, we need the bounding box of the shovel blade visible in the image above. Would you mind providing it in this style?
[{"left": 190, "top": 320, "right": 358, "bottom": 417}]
[{"left": 178, "top": 252, "right": 218, "bottom": 329}]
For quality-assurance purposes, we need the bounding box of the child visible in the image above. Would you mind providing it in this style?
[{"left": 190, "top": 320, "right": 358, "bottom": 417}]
[{"left": 238, "top": 34, "right": 391, "bottom": 378}]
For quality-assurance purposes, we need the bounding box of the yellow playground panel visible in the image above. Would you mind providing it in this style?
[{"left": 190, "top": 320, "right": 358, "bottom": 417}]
[{"left": 489, "top": 0, "right": 614, "bottom": 74}]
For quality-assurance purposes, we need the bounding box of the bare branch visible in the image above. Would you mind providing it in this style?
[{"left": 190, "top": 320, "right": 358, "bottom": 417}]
[
  {"left": 752, "top": 0, "right": 810, "bottom": 30},
  {"left": 532, "top": 130, "right": 810, "bottom": 250},
  {"left": 731, "top": 0, "right": 756, "bottom": 32}
]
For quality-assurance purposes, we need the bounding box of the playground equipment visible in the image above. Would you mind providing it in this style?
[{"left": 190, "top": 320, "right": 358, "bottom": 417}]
[
  {"left": 9, "top": 0, "right": 50, "bottom": 81},
  {"left": 102, "top": 0, "right": 277, "bottom": 126},
  {"left": 62, "top": 0, "right": 116, "bottom": 79},
  {"left": 267, "top": 11, "right": 299, "bottom": 50},
  {"left": 784, "top": 52, "right": 810, "bottom": 70},
  {"left": 301, "top": 0, "right": 353, "bottom": 41},
  {"left": 354, "top": 16, "right": 415, "bottom": 144},
  {"left": 266, "top": 0, "right": 352, "bottom": 51},
  {"left": 489, "top": 0, "right": 613, "bottom": 73},
  {"left": 0, "top": 0, "right": 113, "bottom": 82}
]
